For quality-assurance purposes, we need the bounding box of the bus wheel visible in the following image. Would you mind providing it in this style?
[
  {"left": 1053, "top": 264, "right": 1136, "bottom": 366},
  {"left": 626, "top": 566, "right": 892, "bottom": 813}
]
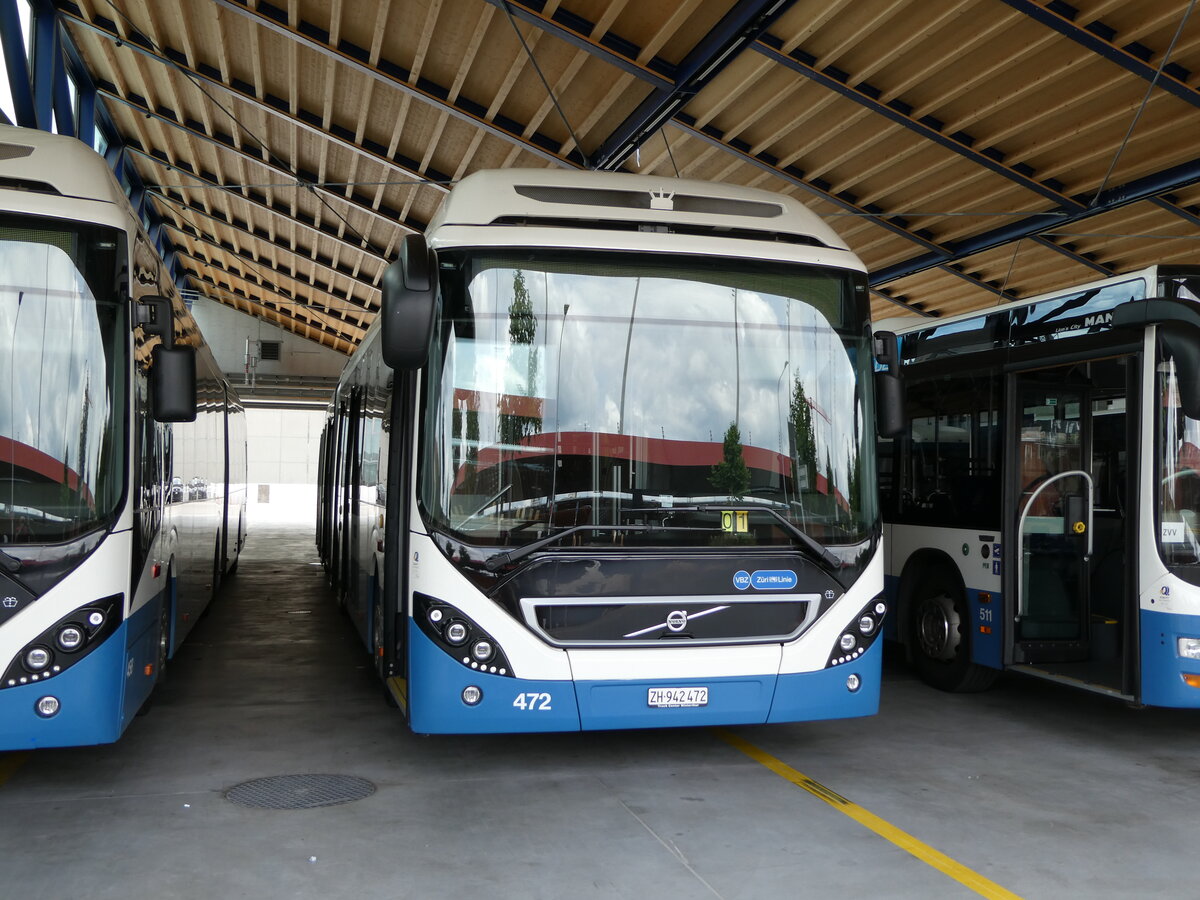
[
  {"left": 909, "top": 569, "right": 998, "bottom": 693},
  {"left": 138, "top": 594, "right": 171, "bottom": 717},
  {"left": 155, "top": 596, "right": 171, "bottom": 686}
]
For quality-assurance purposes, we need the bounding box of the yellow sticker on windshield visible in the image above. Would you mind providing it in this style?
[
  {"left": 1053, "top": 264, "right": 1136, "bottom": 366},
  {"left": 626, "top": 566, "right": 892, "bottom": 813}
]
[{"left": 721, "top": 510, "right": 749, "bottom": 533}]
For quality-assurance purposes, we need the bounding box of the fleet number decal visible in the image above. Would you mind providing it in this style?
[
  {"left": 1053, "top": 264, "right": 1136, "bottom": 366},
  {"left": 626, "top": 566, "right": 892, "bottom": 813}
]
[{"left": 513, "top": 692, "right": 552, "bottom": 711}]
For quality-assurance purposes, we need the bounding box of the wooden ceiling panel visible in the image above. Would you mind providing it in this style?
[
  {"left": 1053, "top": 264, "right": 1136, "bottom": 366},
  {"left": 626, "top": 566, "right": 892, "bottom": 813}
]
[{"left": 52, "top": 0, "right": 1199, "bottom": 353}]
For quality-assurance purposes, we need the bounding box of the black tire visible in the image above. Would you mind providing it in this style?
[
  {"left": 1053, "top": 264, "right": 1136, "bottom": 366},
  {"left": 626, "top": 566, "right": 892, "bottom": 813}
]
[
  {"left": 138, "top": 594, "right": 171, "bottom": 717},
  {"left": 154, "top": 594, "right": 171, "bottom": 687},
  {"left": 908, "top": 567, "right": 999, "bottom": 693}
]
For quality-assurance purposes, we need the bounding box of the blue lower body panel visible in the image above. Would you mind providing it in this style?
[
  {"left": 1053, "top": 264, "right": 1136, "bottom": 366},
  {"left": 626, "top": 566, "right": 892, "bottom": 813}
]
[
  {"left": 407, "top": 622, "right": 581, "bottom": 734},
  {"left": 768, "top": 638, "right": 882, "bottom": 723},
  {"left": 406, "top": 622, "right": 882, "bottom": 733},
  {"left": 1140, "top": 608, "right": 1200, "bottom": 708},
  {"left": 575, "top": 674, "right": 775, "bottom": 730},
  {"left": 0, "top": 622, "right": 129, "bottom": 750}
]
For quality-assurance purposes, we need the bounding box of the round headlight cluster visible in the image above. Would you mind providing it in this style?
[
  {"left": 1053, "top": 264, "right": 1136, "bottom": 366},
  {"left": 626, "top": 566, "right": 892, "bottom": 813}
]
[
  {"left": 422, "top": 600, "right": 511, "bottom": 679},
  {"left": 829, "top": 599, "right": 888, "bottom": 668}
]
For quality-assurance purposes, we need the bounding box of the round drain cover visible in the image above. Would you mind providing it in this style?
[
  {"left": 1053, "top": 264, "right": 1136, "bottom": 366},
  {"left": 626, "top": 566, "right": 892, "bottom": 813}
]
[{"left": 225, "top": 774, "right": 375, "bottom": 809}]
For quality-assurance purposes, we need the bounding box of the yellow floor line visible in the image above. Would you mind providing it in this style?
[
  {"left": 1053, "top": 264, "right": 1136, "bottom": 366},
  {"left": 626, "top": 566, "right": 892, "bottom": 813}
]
[
  {"left": 0, "top": 752, "right": 29, "bottom": 788},
  {"left": 715, "top": 729, "right": 1023, "bottom": 900}
]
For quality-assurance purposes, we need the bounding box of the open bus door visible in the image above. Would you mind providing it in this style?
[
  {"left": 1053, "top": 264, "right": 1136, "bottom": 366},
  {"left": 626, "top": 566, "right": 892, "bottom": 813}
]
[{"left": 1005, "top": 360, "right": 1138, "bottom": 696}]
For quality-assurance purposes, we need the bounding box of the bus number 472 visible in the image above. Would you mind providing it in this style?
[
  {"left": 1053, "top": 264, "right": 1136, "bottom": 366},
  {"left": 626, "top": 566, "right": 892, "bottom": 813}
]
[{"left": 513, "top": 692, "right": 552, "bottom": 711}]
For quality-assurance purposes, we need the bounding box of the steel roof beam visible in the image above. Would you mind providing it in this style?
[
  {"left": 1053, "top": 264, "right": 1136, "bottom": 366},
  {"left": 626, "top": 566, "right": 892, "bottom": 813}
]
[
  {"left": 872, "top": 154, "right": 1200, "bottom": 285},
  {"left": 173, "top": 245, "right": 369, "bottom": 334},
  {"left": 751, "top": 36, "right": 1087, "bottom": 213},
  {"left": 147, "top": 187, "right": 386, "bottom": 292},
  {"left": 180, "top": 262, "right": 359, "bottom": 346},
  {"left": 673, "top": 114, "right": 1024, "bottom": 304},
  {"left": 56, "top": 6, "right": 454, "bottom": 194},
  {"left": 161, "top": 219, "right": 376, "bottom": 316},
  {"left": 98, "top": 85, "right": 422, "bottom": 249},
  {"left": 0, "top": 0, "right": 36, "bottom": 126},
  {"left": 138, "top": 162, "right": 390, "bottom": 289},
  {"left": 1030, "top": 235, "right": 1113, "bottom": 276},
  {"left": 1001, "top": 0, "right": 1200, "bottom": 110},
  {"left": 209, "top": 0, "right": 583, "bottom": 168},
  {"left": 592, "top": 0, "right": 795, "bottom": 171},
  {"left": 137, "top": 158, "right": 389, "bottom": 276},
  {"left": 1151, "top": 195, "right": 1200, "bottom": 229},
  {"left": 479, "top": 0, "right": 676, "bottom": 90}
]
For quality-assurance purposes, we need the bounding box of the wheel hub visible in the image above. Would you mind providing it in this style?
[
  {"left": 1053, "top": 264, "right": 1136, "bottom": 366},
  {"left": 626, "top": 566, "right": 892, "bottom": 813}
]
[{"left": 916, "top": 593, "right": 960, "bottom": 661}]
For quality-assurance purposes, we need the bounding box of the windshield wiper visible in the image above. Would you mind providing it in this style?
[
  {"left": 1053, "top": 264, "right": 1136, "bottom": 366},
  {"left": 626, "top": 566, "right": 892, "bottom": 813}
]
[
  {"left": 484, "top": 523, "right": 719, "bottom": 571},
  {"left": 0, "top": 548, "right": 21, "bottom": 573}
]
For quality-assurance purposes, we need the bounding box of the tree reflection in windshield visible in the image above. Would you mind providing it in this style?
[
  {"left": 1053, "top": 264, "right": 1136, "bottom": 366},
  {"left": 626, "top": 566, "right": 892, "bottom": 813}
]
[{"left": 421, "top": 250, "right": 875, "bottom": 553}]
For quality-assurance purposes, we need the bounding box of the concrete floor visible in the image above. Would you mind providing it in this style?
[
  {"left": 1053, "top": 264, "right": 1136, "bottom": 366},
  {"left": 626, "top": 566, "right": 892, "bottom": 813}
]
[{"left": 2, "top": 518, "right": 1198, "bottom": 899}]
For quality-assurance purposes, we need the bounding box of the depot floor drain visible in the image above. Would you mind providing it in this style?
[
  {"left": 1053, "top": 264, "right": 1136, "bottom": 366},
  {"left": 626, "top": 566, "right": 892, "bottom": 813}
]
[{"left": 224, "top": 774, "right": 376, "bottom": 810}]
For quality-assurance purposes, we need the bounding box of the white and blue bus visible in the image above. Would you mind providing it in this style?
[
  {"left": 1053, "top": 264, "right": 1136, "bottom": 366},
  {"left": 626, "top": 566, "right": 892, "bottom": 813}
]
[
  {"left": 878, "top": 265, "right": 1200, "bottom": 706},
  {"left": 0, "top": 126, "right": 247, "bottom": 749},
  {"left": 319, "top": 169, "right": 898, "bottom": 733}
]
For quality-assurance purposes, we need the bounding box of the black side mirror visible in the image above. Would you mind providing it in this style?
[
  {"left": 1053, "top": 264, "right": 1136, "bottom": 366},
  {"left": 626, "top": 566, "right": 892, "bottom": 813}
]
[
  {"left": 151, "top": 344, "right": 197, "bottom": 422},
  {"left": 381, "top": 233, "right": 438, "bottom": 370},
  {"left": 136, "top": 294, "right": 197, "bottom": 422},
  {"left": 873, "top": 330, "right": 905, "bottom": 438}
]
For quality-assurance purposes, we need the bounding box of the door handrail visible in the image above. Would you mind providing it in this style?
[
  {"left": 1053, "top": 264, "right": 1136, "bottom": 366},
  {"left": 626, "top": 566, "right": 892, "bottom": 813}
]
[{"left": 1016, "top": 469, "right": 1094, "bottom": 619}]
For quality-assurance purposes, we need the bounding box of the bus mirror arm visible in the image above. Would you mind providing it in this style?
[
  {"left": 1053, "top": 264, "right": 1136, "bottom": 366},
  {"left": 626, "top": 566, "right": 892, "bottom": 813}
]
[
  {"left": 381, "top": 233, "right": 438, "bottom": 370},
  {"left": 134, "top": 294, "right": 197, "bottom": 423},
  {"left": 873, "top": 330, "right": 905, "bottom": 438},
  {"left": 134, "top": 295, "right": 175, "bottom": 349}
]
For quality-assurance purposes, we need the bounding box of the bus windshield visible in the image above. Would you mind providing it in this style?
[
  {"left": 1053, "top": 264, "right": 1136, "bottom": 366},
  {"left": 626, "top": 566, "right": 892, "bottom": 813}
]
[
  {"left": 419, "top": 249, "right": 876, "bottom": 561},
  {"left": 0, "top": 216, "right": 126, "bottom": 545}
]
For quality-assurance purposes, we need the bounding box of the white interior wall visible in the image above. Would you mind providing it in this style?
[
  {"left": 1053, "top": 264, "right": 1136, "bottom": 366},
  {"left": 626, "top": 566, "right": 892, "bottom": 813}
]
[{"left": 189, "top": 294, "right": 346, "bottom": 380}]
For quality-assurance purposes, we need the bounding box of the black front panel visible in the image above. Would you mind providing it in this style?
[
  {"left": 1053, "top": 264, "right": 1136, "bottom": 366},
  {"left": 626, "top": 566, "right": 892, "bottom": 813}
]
[
  {"left": 492, "top": 551, "right": 842, "bottom": 647},
  {"left": 527, "top": 597, "right": 814, "bottom": 645}
]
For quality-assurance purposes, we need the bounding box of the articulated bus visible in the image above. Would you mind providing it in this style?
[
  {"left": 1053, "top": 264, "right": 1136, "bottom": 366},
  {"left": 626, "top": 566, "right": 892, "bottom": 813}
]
[
  {"left": 0, "top": 126, "right": 247, "bottom": 749},
  {"left": 878, "top": 265, "right": 1200, "bottom": 707},
  {"left": 319, "top": 168, "right": 899, "bottom": 733}
]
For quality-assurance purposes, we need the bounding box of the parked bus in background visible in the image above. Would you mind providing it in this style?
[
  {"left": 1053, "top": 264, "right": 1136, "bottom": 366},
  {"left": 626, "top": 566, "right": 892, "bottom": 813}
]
[
  {"left": 878, "top": 265, "right": 1200, "bottom": 707},
  {"left": 0, "top": 125, "right": 247, "bottom": 749},
  {"left": 319, "top": 168, "right": 900, "bottom": 733}
]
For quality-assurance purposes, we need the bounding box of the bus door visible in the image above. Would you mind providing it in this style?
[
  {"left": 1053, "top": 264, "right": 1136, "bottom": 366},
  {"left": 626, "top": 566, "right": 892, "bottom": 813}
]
[
  {"left": 1010, "top": 375, "right": 1092, "bottom": 664},
  {"left": 1008, "top": 358, "right": 1136, "bottom": 692}
]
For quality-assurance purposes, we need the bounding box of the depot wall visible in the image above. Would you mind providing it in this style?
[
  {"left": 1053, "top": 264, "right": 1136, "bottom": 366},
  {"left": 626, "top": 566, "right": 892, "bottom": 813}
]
[{"left": 190, "top": 295, "right": 345, "bottom": 379}]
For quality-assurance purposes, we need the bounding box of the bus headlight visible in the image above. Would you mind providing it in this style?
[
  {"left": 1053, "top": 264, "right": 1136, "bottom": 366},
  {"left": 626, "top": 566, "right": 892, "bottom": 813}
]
[
  {"left": 412, "top": 593, "right": 515, "bottom": 678},
  {"left": 1179, "top": 638, "right": 1200, "bottom": 660},
  {"left": 839, "top": 633, "right": 857, "bottom": 652},
  {"left": 444, "top": 621, "right": 469, "bottom": 646},
  {"left": 24, "top": 647, "right": 52, "bottom": 672},
  {"left": 858, "top": 616, "right": 875, "bottom": 635},
  {"left": 56, "top": 625, "right": 85, "bottom": 652}
]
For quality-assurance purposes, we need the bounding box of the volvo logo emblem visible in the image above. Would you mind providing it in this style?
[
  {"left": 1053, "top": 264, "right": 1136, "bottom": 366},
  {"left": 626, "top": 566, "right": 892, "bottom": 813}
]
[{"left": 666, "top": 610, "right": 688, "bottom": 632}]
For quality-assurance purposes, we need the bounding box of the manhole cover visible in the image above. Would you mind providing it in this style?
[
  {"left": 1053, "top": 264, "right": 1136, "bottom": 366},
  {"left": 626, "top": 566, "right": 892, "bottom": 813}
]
[{"left": 224, "top": 774, "right": 375, "bottom": 809}]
